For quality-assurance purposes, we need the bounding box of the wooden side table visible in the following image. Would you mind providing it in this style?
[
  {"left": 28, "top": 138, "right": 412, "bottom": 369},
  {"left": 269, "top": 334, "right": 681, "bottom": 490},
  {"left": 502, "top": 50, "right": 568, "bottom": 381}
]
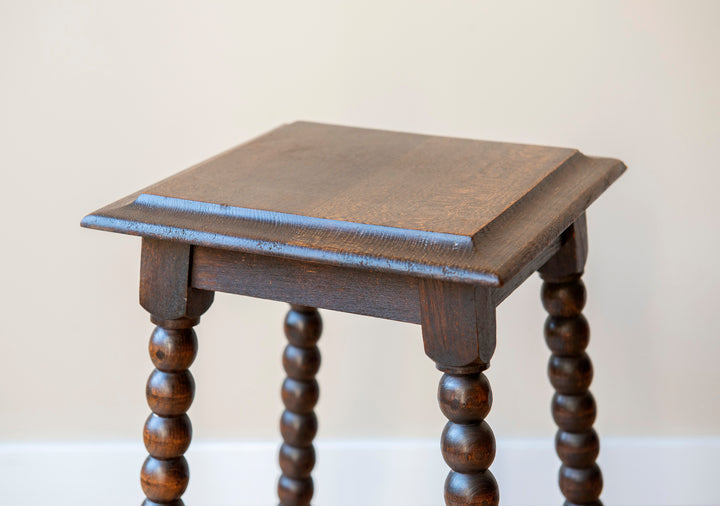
[{"left": 81, "top": 122, "right": 625, "bottom": 506}]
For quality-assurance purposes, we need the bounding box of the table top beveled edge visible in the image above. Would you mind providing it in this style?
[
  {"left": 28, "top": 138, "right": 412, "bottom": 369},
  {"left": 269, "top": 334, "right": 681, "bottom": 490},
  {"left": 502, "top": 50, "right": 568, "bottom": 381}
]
[{"left": 81, "top": 127, "right": 626, "bottom": 287}]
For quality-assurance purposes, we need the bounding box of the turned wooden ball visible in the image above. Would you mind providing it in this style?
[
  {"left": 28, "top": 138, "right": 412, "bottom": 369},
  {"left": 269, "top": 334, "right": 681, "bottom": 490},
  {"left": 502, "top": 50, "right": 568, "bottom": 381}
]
[
  {"left": 143, "top": 413, "right": 192, "bottom": 459},
  {"left": 438, "top": 373, "right": 492, "bottom": 424},
  {"left": 444, "top": 470, "right": 499, "bottom": 506},
  {"left": 541, "top": 279, "right": 586, "bottom": 317},
  {"left": 140, "top": 456, "right": 189, "bottom": 503}
]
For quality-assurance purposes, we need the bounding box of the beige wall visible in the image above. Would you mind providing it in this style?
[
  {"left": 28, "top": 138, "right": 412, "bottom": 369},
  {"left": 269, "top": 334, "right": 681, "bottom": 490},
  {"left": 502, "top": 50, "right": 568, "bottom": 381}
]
[{"left": 1, "top": 0, "right": 718, "bottom": 442}]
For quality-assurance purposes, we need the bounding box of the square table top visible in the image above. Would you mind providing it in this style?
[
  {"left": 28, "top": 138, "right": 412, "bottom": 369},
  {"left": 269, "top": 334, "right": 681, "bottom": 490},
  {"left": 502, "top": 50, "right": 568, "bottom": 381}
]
[{"left": 82, "top": 121, "right": 625, "bottom": 285}]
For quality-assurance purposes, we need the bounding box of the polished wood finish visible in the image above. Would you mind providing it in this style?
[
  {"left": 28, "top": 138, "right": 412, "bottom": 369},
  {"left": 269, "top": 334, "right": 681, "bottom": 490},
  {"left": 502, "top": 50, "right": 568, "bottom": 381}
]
[
  {"left": 140, "top": 238, "right": 214, "bottom": 321},
  {"left": 139, "top": 239, "right": 214, "bottom": 505},
  {"left": 420, "top": 281, "right": 495, "bottom": 370},
  {"left": 279, "top": 305, "right": 322, "bottom": 506},
  {"left": 81, "top": 122, "right": 625, "bottom": 286},
  {"left": 191, "top": 236, "right": 564, "bottom": 325},
  {"left": 81, "top": 122, "right": 625, "bottom": 505},
  {"left": 438, "top": 367, "right": 499, "bottom": 506},
  {"left": 142, "top": 317, "right": 198, "bottom": 505},
  {"left": 540, "top": 216, "right": 603, "bottom": 506},
  {"left": 192, "top": 246, "right": 421, "bottom": 323}
]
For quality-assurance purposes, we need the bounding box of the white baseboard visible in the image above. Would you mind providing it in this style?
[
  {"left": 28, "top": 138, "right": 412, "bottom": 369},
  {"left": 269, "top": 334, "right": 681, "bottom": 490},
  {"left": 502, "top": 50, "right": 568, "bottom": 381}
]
[{"left": 1, "top": 438, "right": 718, "bottom": 505}]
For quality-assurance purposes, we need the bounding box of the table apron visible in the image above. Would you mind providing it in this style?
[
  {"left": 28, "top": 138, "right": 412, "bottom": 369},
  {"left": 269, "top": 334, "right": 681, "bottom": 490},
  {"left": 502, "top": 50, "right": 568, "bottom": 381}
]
[{"left": 191, "top": 246, "right": 423, "bottom": 324}]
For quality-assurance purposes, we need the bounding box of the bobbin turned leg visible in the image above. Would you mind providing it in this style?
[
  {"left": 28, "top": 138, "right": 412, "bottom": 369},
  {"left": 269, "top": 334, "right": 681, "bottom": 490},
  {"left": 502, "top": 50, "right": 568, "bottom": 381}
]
[
  {"left": 278, "top": 304, "right": 322, "bottom": 506},
  {"left": 142, "top": 317, "right": 199, "bottom": 506},
  {"left": 138, "top": 238, "right": 214, "bottom": 506},
  {"left": 438, "top": 365, "right": 499, "bottom": 506},
  {"left": 418, "top": 279, "right": 499, "bottom": 506},
  {"left": 540, "top": 215, "right": 603, "bottom": 506}
]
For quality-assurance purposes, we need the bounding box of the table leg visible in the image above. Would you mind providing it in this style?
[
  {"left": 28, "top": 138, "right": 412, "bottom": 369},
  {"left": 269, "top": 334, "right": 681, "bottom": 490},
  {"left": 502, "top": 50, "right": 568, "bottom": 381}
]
[
  {"left": 141, "top": 316, "right": 200, "bottom": 506},
  {"left": 278, "top": 305, "right": 322, "bottom": 506},
  {"left": 138, "top": 238, "right": 214, "bottom": 505},
  {"left": 541, "top": 274, "right": 602, "bottom": 506},
  {"left": 540, "top": 215, "right": 603, "bottom": 506},
  {"left": 437, "top": 365, "right": 499, "bottom": 506},
  {"left": 418, "top": 279, "right": 499, "bottom": 505}
]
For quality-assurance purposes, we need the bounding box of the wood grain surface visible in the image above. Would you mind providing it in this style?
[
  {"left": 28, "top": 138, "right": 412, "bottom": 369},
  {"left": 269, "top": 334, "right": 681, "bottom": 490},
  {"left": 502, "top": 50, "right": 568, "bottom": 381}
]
[
  {"left": 540, "top": 218, "right": 604, "bottom": 506},
  {"left": 81, "top": 122, "right": 625, "bottom": 285}
]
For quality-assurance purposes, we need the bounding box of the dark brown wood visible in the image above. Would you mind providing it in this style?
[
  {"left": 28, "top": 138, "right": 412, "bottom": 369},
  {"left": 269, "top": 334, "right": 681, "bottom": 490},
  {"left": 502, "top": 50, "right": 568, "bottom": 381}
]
[
  {"left": 140, "top": 238, "right": 214, "bottom": 320},
  {"left": 192, "top": 246, "right": 421, "bottom": 323},
  {"left": 139, "top": 239, "right": 214, "bottom": 506},
  {"left": 492, "top": 236, "right": 562, "bottom": 306},
  {"left": 420, "top": 280, "right": 495, "bottom": 370},
  {"left": 438, "top": 368, "right": 499, "bottom": 506},
  {"left": 540, "top": 218, "right": 603, "bottom": 506},
  {"left": 191, "top": 239, "right": 562, "bottom": 323},
  {"left": 81, "top": 122, "right": 625, "bottom": 505},
  {"left": 539, "top": 214, "right": 588, "bottom": 282},
  {"left": 82, "top": 122, "right": 625, "bottom": 286},
  {"left": 278, "top": 305, "right": 321, "bottom": 506},
  {"left": 141, "top": 316, "right": 199, "bottom": 505}
]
